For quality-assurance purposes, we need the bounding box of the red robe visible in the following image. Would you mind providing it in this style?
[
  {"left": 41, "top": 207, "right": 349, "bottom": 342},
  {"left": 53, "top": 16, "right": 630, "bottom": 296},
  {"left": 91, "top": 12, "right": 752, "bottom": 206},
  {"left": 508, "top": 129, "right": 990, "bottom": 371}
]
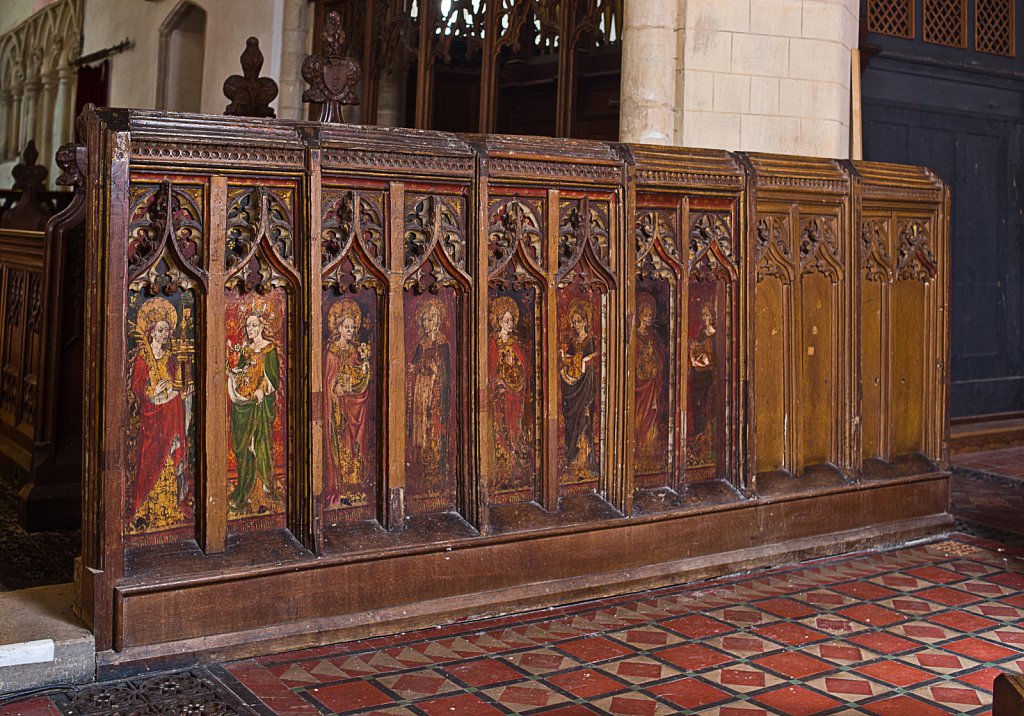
[
  {"left": 488, "top": 334, "right": 528, "bottom": 479},
  {"left": 130, "top": 350, "right": 186, "bottom": 516},
  {"left": 634, "top": 330, "right": 665, "bottom": 467},
  {"left": 323, "top": 341, "right": 371, "bottom": 502}
]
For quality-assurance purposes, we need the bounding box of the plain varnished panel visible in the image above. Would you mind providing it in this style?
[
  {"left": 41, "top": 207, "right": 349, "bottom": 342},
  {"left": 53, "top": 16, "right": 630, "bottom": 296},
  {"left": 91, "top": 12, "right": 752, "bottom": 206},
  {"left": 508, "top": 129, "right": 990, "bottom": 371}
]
[
  {"left": 754, "top": 277, "right": 787, "bottom": 473},
  {"left": 800, "top": 272, "right": 835, "bottom": 467},
  {"left": 893, "top": 279, "right": 927, "bottom": 455},
  {"left": 861, "top": 278, "right": 885, "bottom": 460},
  {"left": 113, "top": 476, "right": 950, "bottom": 650}
]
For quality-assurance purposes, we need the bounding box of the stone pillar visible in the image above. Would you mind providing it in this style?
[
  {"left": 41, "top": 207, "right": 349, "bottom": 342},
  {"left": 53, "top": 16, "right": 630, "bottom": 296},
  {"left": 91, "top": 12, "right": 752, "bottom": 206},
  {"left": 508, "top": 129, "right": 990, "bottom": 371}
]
[
  {"left": 9, "top": 81, "right": 24, "bottom": 158},
  {"left": 618, "top": 0, "right": 678, "bottom": 145},
  {"left": 278, "top": 0, "right": 309, "bottom": 120},
  {"left": 52, "top": 64, "right": 77, "bottom": 167},
  {"left": 19, "top": 77, "right": 40, "bottom": 151},
  {"left": 376, "top": 63, "right": 405, "bottom": 128},
  {"left": 36, "top": 69, "right": 58, "bottom": 183},
  {"left": 0, "top": 90, "right": 11, "bottom": 159}
]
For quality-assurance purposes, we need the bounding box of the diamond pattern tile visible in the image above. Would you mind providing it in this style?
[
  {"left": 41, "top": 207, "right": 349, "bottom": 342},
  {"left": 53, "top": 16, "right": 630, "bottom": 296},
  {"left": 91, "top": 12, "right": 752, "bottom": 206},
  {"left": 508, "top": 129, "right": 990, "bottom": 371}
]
[{"left": 5, "top": 463, "right": 1024, "bottom": 716}]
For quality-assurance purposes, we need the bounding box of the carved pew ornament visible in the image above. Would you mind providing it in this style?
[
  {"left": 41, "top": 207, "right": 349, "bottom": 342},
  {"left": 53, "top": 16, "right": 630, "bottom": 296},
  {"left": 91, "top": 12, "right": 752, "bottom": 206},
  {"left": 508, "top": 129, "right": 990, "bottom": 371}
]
[
  {"left": 74, "top": 107, "right": 950, "bottom": 669},
  {"left": 302, "top": 11, "right": 361, "bottom": 123},
  {"left": 223, "top": 37, "right": 279, "bottom": 118}
]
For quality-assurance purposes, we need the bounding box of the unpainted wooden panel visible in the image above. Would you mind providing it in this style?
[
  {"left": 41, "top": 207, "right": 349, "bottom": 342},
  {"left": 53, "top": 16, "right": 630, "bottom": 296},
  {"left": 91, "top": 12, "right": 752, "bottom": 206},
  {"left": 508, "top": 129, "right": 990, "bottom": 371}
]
[
  {"left": 892, "top": 280, "right": 926, "bottom": 455},
  {"left": 754, "top": 276, "right": 786, "bottom": 473},
  {"left": 800, "top": 272, "right": 834, "bottom": 467},
  {"left": 861, "top": 279, "right": 885, "bottom": 460}
]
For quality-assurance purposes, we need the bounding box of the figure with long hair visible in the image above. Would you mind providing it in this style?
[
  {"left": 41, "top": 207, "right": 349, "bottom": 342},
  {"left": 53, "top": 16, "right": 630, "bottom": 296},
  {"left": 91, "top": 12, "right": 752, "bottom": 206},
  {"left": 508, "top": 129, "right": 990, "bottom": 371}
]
[
  {"left": 559, "top": 298, "right": 599, "bottom": 478},
  {"left": 408, "top": 296, "right": 451, "bottom": 476},
  {"left": 129, "top": 296, "right": 191, "bottom": 530},
  {"left": 324, "top": 299, "right": 371, "bottom": 506},
  {"left": 228, "top": 299, "right": 282, "bottom": 514},
  {"left": 634, "top": 293, "right": 665, "bottom": 473},
  {"left": 689, "top": 301, "right": 717, "bottom": 441},
  {"left": 488, "top": 296, "right": 529, "bottom": 483}
]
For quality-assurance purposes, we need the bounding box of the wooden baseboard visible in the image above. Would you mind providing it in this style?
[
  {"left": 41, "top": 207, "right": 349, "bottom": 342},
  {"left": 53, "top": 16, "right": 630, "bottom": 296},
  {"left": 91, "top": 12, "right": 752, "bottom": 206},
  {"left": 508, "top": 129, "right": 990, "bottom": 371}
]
[
  {"left": 95, "top": 475, "right": 952, "bottom": 677},
  {"left": 951, "top": 412, "right": 1024, "bottom": 454}
]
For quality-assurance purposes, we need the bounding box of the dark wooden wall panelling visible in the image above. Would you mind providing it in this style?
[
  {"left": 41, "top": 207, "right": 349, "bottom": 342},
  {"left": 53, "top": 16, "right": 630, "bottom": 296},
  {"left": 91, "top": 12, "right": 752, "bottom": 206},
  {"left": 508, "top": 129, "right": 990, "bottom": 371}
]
[{"left": 69, "top": 107, "right": 950, "bottom": 672}]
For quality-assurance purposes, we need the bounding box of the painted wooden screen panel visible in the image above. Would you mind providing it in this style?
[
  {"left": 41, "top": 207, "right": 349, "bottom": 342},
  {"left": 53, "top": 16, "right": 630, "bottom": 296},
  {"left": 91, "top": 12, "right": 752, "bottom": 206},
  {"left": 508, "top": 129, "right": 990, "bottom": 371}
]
[
  {"left": 626, "top": 145, "right": 745, "bottom": 511},
  {"left": 854, "top": 161, "right": 949, "bottom": 473},
  {"left": 478, "top": 136, "right": 625, "bottom": 525},
  {"left": 744, "top": 155, "right": 856, "bottom": 487},
  {"left": 74, "top": 108, "right": 950, "bottom": 662}
]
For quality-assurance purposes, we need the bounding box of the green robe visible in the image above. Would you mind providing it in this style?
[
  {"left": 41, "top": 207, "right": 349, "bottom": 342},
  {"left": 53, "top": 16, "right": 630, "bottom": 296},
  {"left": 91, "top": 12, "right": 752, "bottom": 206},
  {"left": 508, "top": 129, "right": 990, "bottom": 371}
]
[{"left": 228, "top": 345, "right": 280, "bottom": 512}]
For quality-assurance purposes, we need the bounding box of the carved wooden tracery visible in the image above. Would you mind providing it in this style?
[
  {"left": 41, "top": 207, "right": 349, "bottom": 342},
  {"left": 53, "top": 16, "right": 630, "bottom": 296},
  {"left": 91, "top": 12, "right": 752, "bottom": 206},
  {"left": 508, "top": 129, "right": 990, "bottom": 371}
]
[
  {"left": 225, "top": 185, "right": 298, "bottom": 293},
  {"left": 312, "top": 0, "right": 622, "bottom": 137},
  {"left": 321, "top": 189, "right": 387, "bottom": 293},
  {"left": 127, "top": 180, "right": 206, "bottom": 294}
]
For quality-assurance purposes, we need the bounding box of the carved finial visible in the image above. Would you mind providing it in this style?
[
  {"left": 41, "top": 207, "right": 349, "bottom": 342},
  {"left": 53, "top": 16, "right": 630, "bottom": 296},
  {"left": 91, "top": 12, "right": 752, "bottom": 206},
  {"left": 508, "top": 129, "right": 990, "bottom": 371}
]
[
  {"left": 11, "top": 140, "right": 47, "bottom": 193},
  {"left": 55, "top": 142, "right": 87, "bottom": 191},
  {"left": 301, "top": 11, "right": 361, "bottom": 123},
  {"left": 223, "top": 37, "right": 278, "bottom": 118}
]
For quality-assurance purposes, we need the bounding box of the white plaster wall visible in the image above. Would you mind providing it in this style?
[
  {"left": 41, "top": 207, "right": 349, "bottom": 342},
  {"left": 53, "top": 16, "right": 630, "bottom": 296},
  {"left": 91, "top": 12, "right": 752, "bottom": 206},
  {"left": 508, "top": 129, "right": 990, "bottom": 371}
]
[
  {"left": 82, "top": 0, "right": 309, "bottom": 118},
  {"left": 676, "top": 0, "right": 858, "bottom": 157}
]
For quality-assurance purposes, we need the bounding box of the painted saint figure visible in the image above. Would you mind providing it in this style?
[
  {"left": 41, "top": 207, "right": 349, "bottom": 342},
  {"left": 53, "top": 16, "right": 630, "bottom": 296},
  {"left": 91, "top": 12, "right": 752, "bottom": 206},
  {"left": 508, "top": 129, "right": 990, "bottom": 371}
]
[
  {"left": 129, "top": 297, "right": 192, "bottom": 529},
  {"left": 228, "top": 301, "right": 282, "bottom": 514},
  {"left": 634, "top": 293, "right": 666, "bottom": 472},
  {"left": 408, "top": 296, "right": 451, "bottom": 476},
  {"left": 689, "top": 301, "right": 717, "bottom": 441},
  {"left": 324, "top": 299, "right": 371, "bottom": 507},
  {"left": 488, "top": 296, "right": 529, "bottom": 483},
  {"left": 559, "top": 298, "right": 599, "bottom": 478}
]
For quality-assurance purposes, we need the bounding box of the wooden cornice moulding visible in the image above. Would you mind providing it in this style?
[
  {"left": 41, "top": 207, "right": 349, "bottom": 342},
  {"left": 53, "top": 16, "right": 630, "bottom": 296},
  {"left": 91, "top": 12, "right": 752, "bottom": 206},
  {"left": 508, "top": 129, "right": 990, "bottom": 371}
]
[{"left": 622, "top": 145, "right": 745, "bottom": 191}]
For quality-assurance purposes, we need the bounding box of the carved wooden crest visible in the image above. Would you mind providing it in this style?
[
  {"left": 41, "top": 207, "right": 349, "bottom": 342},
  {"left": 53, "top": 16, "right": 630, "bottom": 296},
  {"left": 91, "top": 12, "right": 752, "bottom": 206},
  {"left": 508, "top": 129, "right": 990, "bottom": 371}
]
[
  {"left": 223, "top": 37, "right": 279, "bottom": 118},
  {"left": 302, "top": 11, "right": 362, "bottom": 123}
]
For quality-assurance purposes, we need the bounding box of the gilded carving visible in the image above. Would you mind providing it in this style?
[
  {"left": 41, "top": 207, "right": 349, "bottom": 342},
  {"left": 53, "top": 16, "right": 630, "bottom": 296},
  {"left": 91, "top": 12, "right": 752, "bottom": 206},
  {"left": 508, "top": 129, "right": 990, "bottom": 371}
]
[
  {"left": 321, "top": 189, "right": 386, "bottom": 293},
  {"left": 225, "top": 185, "right": 297, "bottom": 293},
  {"left": 403, "top": 194, "right": 468, "bottom": 293},
  {"left": 689, "top": 211, "right": 736, "bottom": 283},
  {"left": 557, "top": 197, "right": 615, "bottom": 289},
  {"left": 896, "top": 221, "right": 937, "bottom": 282},
  {"left": 127, "top": 180, "right": 206, "bottom": 294}
]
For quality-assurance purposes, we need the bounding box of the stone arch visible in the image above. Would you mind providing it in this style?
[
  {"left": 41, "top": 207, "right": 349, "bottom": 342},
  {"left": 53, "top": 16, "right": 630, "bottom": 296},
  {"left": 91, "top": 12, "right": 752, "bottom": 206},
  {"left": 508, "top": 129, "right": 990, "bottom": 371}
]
[{"left": 157, "top": 0, "right": 207, "bottom": 113}]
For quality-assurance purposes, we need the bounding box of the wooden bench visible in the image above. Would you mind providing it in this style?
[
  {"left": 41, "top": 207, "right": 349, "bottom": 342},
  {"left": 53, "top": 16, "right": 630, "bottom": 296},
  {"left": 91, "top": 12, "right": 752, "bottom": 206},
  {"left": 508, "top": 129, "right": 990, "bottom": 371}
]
[{"left": 0, "top": 141, "right": 86, "bottom": 530}]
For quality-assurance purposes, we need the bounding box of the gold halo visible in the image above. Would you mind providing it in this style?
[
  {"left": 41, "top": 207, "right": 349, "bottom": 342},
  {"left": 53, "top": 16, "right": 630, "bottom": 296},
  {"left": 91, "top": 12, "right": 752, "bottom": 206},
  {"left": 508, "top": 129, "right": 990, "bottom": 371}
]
[
  {"left": 489, "top": 296, "right": 519, "bottom": 333},
  {"left": 134, "top": 297, "right": 177, "bottom": 339},
  {"left": 637, "top": 291, "right": 657, "bottom": 319},
  {"left": 328, "top": 298, "right": 362, "bottom": 334}
]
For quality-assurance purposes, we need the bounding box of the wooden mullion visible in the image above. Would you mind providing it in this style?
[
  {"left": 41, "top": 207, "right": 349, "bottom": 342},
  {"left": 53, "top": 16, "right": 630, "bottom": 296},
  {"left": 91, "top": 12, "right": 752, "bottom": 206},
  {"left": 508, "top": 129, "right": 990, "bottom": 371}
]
[
  {"left": 414, "top": 0, "right": 436, "bottom": 129},
  {"left": 678, "top": 196, "right": 692, "bottom": 490},
  {"left": 307, "top": 146, "right": 325, "bottom": 553},
  {"left": 362, "top": 0, "right": 378, "bottom": 126},
  {"left": 787, "top": 202, "right": 802, "bottom": 476},
  {"left": 200, "top": 176, "right": 228, "bottom": 555},
  {"left": 542, "top": 188, "right": 559, "bottom": 511},
  {"left": 384, "top": 181, "right": 407, "bottom": 528},
  {"left": 473, "top": 166, "right": 492, "bottom": 531},
  {"left": 554, "top": 2, "right": 576, "bottom": 138}
]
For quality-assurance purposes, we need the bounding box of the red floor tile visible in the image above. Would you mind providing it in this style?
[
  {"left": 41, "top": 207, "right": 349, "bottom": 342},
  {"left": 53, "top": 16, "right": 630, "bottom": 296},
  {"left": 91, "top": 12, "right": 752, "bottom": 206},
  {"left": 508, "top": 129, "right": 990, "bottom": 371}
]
[
  {"left": 655, "top": 643, "right": 732, "bottom": 671},
  {"left": 753, "top": 621, "right": 829, "bottom": 646},
  {"left": 547, "top": 668, "right": 626, "bottom": 698},
  {"left": 648, "top": 677, "right": 732, "bottom": 709},
  {"left": 753, "top": 651, "right": 834, "bottom": 679},
  {"left": 309, "top": 680, "right": 394, "bottom": 713},
  {"left": 752, "top": 684, "right": 844, "bottom": 716},
  {"left": 839, "top": 603, "right": 905, "bottom": 627},
  {"left": 863, "top": 694, "right": 955, "bottom": 716},
  {"left": 0, "top": 697, "right": 61, "bottom": 716},
  {"left": 856, "top": 659, "right": 934, "bottom": 687},
  {"left": 443, "top": 657, "right": 522, "bottom": 687},
  {"left": 558, "top": 635, "right": 635, "bottom": 663},
  {"left": 416, "top": 693, "right": 505, "bottom": 716},
  {"left": 661, "top": 614, "right": 733, "bottom": 638},
  {"left": 944, "top": 636, "right": 1020, "bottom": 662}
]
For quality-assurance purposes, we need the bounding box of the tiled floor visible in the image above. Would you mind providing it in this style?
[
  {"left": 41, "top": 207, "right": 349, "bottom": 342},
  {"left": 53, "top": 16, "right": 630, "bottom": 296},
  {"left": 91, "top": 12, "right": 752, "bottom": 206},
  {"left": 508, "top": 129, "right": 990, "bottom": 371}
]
[
  {"left": 2, "top": 452, "right": 1024, "bottom": 715},
  {"left": 955, "top": 446, "right": 1024, "bottom": 482}
]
